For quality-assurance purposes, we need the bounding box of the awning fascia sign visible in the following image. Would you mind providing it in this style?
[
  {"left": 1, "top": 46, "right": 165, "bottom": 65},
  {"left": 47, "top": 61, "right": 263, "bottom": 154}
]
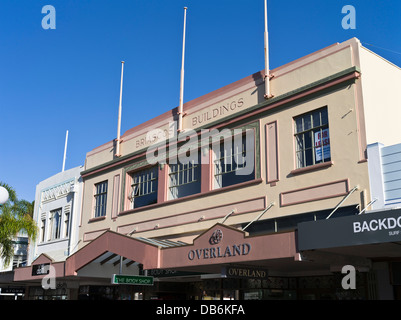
[
  {"left": 222, "top": 265, "right": 268, "bottom": 279},
  {"left": 298, "top": 208, "right": 401, "bottom": 251},
  {"left": 161, "top": 223, "right": 298, "bottom": 268},
  {"left": 31, "top": 263, "right": 50, "bottom": 276},
  {"left": 111, "top": 274, "right": 154, "bottom": 286}
]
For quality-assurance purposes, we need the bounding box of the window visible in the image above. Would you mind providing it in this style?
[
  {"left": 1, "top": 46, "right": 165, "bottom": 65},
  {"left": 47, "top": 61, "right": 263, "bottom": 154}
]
[
  {"left": 213, "top": 131, "right": 255, "bottom": 189},
  {"left": 40, "top": 219, "right": 46, "bottom": 242},
  {"left": 129, "top": 167, "right": 158, "bottom": 209},
  {"left": 13, "top": 254, "right": 27, "bottom": 268},
  {"left": 168, "top": 152, "right": 201, "bottom": 199},
  {"left": 94, "top": 181, "right": 108, "bottom": 217},
  {"left": 64, "top": 212, "right": 70, "bottom": 238},
  {"left": 294, "top": 107, "right": 330, "bottom": 168},
  {"left": 50, "top": 208, "right": 61, "bottom": 240}
]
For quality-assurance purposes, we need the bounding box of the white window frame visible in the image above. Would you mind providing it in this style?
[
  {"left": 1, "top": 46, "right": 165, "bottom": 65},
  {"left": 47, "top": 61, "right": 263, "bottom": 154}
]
[
  {"left": 40, "top": 218, "right": 46, "bottom": 242},
  {"left": 50, "top": 208, "right": 62, "bottom": 240},
  {"left": 64, "top": 212, "right": 70, "bottom": 238}
]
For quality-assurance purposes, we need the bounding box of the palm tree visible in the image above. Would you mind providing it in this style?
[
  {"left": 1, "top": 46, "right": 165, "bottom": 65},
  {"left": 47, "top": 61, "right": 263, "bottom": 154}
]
[
  {"left": 0, "top": 182, "right": 38, "bottom": 267},
  {"left": 16, "top": 199, "right": 35, "bottom": 218}
]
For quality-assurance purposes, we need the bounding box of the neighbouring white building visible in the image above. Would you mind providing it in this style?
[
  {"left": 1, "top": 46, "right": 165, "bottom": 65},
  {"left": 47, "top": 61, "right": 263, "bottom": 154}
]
[
  {"left": 0, "top": 232, "right": 28, "bottom": 300},
  {"left": 367, "top": 142, "right": 401, "bottom": 211},
  {"left": 28, "top": 166, "right": 84, "bottom": 266},
  {"left": 0, "top": 232, "right": 28, "bottom": 272}
]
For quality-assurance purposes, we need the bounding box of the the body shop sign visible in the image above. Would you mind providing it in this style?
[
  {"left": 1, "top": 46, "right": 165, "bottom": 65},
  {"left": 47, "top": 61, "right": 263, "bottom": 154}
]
[
  {"left": 298, "top": 208, "right": 401, "bottom": 251},
  {"left": 187, "top": 229, "right": 251, "bottom": 261}
]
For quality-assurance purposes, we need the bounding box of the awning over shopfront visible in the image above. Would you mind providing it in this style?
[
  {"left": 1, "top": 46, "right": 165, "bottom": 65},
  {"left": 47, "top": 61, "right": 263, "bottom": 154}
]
[
  {"left": 15, "top": 222, "right": 310, "bottom": 286},
  {"left": 160, "top": 223, "right": 299, "bottom": 271},
  {"left": 298, "top": 208, "right": 401, "bottom": 250},
  {"left": 65, "top": 231, "right": 162, "bottom": 276},
  {"left": 14, "top": 253, "right": 65, "bottom": 282},
  {"left": 297, "top": 208, "right": 401, "bottom": 271},
  {"left": 63, "top": 224, "right": 300, "bottom": 276}
]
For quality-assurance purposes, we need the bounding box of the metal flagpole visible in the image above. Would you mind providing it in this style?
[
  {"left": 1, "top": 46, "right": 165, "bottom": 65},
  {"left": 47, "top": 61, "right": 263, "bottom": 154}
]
[
  {"left": 264, "top": 0, "right": 273, "bottom": 99},
  {"left": 116, "top": 61, "right": 125, "bottom": 157},
  {"left": 62, "top": 130, "right": 68, "bottom": 172},
  {"left": 178, "top": 7, "right": 187, "bottom": 132}
]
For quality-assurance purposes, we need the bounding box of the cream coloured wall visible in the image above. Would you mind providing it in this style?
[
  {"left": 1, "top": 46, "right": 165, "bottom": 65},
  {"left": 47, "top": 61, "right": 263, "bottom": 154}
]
[{"left": 359, "top": 46, "right": 401, "bottom": 146}]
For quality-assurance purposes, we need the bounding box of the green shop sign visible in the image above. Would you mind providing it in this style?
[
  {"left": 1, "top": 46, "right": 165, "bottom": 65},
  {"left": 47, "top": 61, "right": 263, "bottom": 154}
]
[{"left": 111, "top": 274, "right": 154, "bottom": 286}]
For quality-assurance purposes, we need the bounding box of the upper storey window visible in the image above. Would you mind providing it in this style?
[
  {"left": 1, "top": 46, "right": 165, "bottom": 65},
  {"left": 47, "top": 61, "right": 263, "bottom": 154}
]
[
  {"left": 129, "top": 166, "right": 158, "bottom": 209},
  {"left": 213, "top": 131, "right": 255, "bottom": 189},
  {"left": 94, "top": 180, "right": 108, "bottom": 217},
  {"left": 168, "top": 152, "right": 201, "bottom": 200},
  {"left": 294, "top": 107, "right": 330, "bottom": 168},
  {"left": 50, "top": 208, "right": 61, "bottom": 240}
]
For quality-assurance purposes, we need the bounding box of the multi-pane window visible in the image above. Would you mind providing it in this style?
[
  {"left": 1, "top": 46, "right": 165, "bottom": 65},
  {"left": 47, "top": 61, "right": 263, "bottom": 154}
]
[
  {"left": 169, "top": 152, "right": 201, "bottom": 199},
  {"left": 294, "top": 107, "right": 330, "bottom": 168},
  {"left": 94, "top": 181, "right": 108, "bottom": 217},
  {"left": 213, "top": 132, "right": 255, "bottom": 189},
  {"left": 129, "top": 167, "right": 158, "bottom": 209},
  {"left": 50, "top": 208, "right": 61, "bottom": 240}
]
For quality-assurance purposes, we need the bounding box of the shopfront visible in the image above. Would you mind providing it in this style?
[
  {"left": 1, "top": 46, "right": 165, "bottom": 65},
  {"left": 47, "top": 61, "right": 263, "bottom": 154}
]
[
  {"left": 14, "top": 219, "right": 382, "bottom": 300},
  {"left": 298, "top": 208, "right": 401, "bottom": 300}
]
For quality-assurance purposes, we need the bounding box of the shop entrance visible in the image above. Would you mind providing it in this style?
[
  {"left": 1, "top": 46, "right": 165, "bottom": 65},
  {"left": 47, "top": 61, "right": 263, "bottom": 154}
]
[{"left": 187, "top": 277, "right": 297, "bottom": 300}]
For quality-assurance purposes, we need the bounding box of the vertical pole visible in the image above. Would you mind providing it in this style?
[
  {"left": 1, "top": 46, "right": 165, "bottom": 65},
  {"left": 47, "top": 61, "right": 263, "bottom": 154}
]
[
  {"left": 178, "top": 7, "right": 187, "bottom": 132},
  {"left": 116, "top": 61, "right": 125, "bottom": 157},
  {"left": 62, "top": 130, "right": 68, "bottom": 172},
  {"left": 264, "top": 0, "right": 272, "bottom": 99}
]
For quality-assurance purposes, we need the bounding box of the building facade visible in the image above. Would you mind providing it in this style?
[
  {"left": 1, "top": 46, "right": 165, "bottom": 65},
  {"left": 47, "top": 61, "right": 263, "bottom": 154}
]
[
  {"left": 14, "top": 166, "right": 84, "bottom": 299},
  {"left": 14, "top": 37, "right": 401, "bottom": 300}
]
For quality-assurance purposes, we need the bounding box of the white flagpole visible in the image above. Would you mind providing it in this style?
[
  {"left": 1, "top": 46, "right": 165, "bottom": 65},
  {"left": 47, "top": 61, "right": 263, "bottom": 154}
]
[
  {"left": 264, "top": 0, "right": 272, "bottom": 99},
  {"left": 178, "top": 7, "right": 188, "bottom": 132},
  {"left": 62, "top": 130, "right": 68, "bottom": 172},
  {"left": 116, "top": 61, "right": 125, "bottom": 157}
]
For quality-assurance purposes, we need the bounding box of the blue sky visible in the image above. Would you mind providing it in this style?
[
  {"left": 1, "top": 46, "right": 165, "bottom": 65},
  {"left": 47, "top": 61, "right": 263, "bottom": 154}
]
[{"left": 1, "top": 0, "right": 400, "bottom": 202}]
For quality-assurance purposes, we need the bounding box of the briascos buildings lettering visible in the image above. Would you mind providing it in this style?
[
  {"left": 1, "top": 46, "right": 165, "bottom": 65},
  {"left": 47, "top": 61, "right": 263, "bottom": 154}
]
[
  {"left": 191, "top": 97, "right": 244, "bottom": 127},
  {"left": 187, "top": 243, "right": 251, "bottom": 261}
]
